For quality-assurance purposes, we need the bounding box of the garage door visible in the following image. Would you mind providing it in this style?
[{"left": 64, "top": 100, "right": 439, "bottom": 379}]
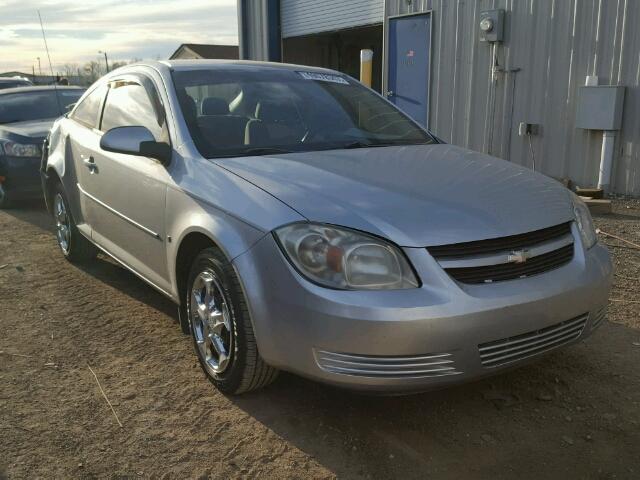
[{"left": 281, "top": 0, "right": 384, "bottom": 38}]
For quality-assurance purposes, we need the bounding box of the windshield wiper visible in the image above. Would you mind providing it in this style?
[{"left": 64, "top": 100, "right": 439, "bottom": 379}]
[
  {"left": 341, "top": 140, "right": 432, "bottom": 149},
  {"left": 341, "top": 141, "right": 408, "bottom": 149},
  {"left": 341, "top": 141, "right": 374, "bottom": 149},
  {"left": 242, "top": 147, "right": 293, "bottom": 155},
  {"left": 211, "top": 147, "right": 294, "bottom": 159},
  {"left": 240, "top": 147, "right": 294, "bottom": 156}
]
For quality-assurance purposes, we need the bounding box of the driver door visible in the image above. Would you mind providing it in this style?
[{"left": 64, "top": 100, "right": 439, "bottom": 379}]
[{"left": 84, "top": 75, "right": 172, "bottom": 293}]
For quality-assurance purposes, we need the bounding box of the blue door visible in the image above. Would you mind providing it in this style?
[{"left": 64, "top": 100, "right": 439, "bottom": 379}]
[{"left": 387, "top": 13, "right": 431, "bottom": 127}]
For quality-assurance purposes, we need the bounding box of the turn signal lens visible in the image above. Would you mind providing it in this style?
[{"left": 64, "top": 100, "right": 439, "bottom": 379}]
[{"left": 572, "top": 193, "right": 597, "bottom": 249}]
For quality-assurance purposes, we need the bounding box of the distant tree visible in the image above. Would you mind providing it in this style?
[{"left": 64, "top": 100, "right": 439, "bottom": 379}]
[
  {"left": 109, "top": 61, "right": 129, "bottom": 71},
  {"left": 83, "top": 60, "right": 103, "bottom": 83},
  {"left": 62, "top": 58, "right": 149, "bottom": 86},
  {"left": 61, "top": 63, "right": 79, "bottom": 79}
]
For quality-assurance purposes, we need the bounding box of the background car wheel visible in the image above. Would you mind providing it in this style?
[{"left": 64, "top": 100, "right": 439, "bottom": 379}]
[
  {"left": 187, "top": 247, "right": 278, "bottom": 394},
  {"left": 52, "top": 182, "right": 97, "bottom": 263}
]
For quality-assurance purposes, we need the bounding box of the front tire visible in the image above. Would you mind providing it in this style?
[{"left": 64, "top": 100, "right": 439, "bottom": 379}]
[
  {"left": 52, "top": 182, "right": 97, "bottom": 263},
  {"left": 187, "top": 247, "right": 278, "bottom": 394}
]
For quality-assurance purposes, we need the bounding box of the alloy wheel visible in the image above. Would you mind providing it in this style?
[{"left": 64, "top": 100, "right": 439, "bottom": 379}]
[
  {"left": 54, "top": 193, "right": 70, "bottom": 254},
  {"left": 191, "top": 270, "right": 233, "bottom": 374}
]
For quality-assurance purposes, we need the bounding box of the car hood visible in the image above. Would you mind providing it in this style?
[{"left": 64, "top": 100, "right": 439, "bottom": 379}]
[
  {"left": 0, "top": 118, "right": 55, "bottom": 141},
  {"left": 216, "top": 144, "right": 574, "bottom": 247}
]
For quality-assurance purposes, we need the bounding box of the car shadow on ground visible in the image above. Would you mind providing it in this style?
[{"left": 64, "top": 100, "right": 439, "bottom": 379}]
[
  {"left": 229, "top": 357, "right": 562, "bottom": 478},
  {"left": 2, "top": 201, "right": 178, "bottom": 321},
  {"left": 227, "top": 323, "right": 638, "bottom": 479}
]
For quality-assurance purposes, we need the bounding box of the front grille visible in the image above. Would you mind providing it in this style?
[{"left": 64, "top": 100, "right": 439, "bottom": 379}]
[
  {"left": 428, "top": 222, "right": 574, "bottom": 284},
  {"left": 478, "top": 314, "right": 588, "bottom": 368},
  {"left": 445, "top": 244, "right": 573, "bottom": 284},
  {"left": 428, "top": 222, "right": 572, "bottom": 258},
  {"left": 314, "top": 350, "right": 462, "bottom": 378}
]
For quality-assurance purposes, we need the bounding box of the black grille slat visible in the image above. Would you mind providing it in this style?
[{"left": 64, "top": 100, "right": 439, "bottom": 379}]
[
  {"left": 428, "top": 222, "right": 572, "bottom": 258},
  {"left": 445, "top": 244, "right": 573, "bottom": 284},
  {"left": 428, "top": 222, "right": 575, "bottom": 284}
]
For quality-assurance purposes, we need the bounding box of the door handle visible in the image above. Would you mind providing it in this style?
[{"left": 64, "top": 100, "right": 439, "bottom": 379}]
[{"left": 82, "top": 156, "right": 97, "bottom": 173}]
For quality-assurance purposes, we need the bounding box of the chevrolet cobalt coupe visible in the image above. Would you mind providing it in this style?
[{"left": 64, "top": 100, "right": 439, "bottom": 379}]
[{"left": 41, "top": 61, "right": 612, "bottom": 394}]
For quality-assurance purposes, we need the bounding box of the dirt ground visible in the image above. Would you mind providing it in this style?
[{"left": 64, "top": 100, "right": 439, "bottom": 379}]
[{"left": 1, "top": 200, "right": 639, "bottom": 480}]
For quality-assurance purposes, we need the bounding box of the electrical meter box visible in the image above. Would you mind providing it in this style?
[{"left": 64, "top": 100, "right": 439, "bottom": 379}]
[
  {"left": 479, "top": 10, "right": 504, "bottom": 42},
  {"left": 575, "top": 85, "right": 625, "bottom": 130}
]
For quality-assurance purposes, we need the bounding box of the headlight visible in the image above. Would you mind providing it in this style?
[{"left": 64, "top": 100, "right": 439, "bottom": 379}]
[
  {"left": 0, "top": 140, "right": 41, "bottom": 157},
  {"left": 274, "top": 223, "right": 420, "bottom": 290},
  {"left": 572, "top": 194, "right": 597, "bottom": 249}
]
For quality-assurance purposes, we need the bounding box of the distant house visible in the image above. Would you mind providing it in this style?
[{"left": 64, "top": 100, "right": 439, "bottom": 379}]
[{"left": 169, "top": 44, "right": 239, "bottom": 60}]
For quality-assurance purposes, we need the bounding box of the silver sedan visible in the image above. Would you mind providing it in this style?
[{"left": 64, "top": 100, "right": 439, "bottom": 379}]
[{"left": 41, "top": 60, "right": 612, "bottom": 394}]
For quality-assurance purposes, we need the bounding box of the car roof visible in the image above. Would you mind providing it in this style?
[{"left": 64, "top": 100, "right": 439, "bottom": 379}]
[
  {"left": 0, "top": 85, "right": 84, "bottom": 95},
  {"left": 153, "top": 59, "right": 341, "bottom": 75},
  {"left": 0, "top": 77, "right": 30, "bottom": 82}
]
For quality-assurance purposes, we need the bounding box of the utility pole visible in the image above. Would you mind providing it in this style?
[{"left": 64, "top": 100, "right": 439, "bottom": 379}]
[
  {"left": 99, "top": 50, "right": 109, "bottom": 73},
  {"left": 37, "top": 57, "right": 42, "bottom": 76}
]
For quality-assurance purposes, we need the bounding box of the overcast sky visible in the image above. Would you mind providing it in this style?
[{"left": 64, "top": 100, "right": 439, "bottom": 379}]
[{"left": 0, "top": 0, "right": 238, "bottom": 74}]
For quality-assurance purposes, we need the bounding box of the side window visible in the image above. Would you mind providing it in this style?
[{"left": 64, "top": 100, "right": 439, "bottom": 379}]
[
  {"left": 100, "top": 81, "right": 163, "bottom": 140},
  {"left": 70, "top": 85, "right": 107, "bottom": 128}
]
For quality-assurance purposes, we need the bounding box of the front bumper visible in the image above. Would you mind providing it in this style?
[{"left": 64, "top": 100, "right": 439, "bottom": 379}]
[
  {"left": 233, "top": 231, "right": 612, "bottom": 393},
  {"left": 0, "top": 155, "right": 43, "bottom": 201}
]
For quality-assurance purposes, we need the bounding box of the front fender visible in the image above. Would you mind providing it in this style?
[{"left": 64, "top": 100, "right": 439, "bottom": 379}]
[{"left": 165, "top": 186, "right": 289, "bottom": 299}]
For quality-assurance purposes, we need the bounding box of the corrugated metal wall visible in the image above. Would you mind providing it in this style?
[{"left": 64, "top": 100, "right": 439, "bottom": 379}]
[
  {"left": 281, "top": 0, "right": 384, "bottom": 38},
  {"left": 386, "top": 0, "right": 640, "bottom": 196},
  {"left": 238, "top": 0, "right": 280, "bottom": 61}
]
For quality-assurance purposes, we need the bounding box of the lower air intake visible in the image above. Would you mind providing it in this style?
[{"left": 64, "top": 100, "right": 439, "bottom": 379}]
[
  {"left": 479, "top": 314, "right": 588, "bottom": 368},
  {"left": 590, "top": 306, "right": 607, "bottom": 330},
  {"left": 314, "top": 350, "right": 462, "bottom": 378}
]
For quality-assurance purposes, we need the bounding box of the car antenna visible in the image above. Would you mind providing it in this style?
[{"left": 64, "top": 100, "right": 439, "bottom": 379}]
[{"left": 37, "top": 10, "right": 63, "bottom": 113}]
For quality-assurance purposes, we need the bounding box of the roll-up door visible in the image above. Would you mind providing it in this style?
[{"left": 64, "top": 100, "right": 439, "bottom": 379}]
[{"left": 281, "top": 0, "right": 384, "bottom": 38}]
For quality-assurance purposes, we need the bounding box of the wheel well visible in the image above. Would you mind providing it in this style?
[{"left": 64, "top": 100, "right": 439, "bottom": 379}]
[
  {"left": 175, "top": 232, "right": 217, "bottom": 303},
  {"left": 44, "top": 168, "right": 62, "bottom": 213}
]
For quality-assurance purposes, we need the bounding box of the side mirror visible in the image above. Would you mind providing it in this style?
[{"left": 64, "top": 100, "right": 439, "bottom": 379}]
[{"left": 100, "top": 126, "right": 171, "bottom": 165}]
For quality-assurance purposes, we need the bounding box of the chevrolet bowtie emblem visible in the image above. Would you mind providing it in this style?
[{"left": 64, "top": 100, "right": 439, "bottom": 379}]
[{"left": 508, "top": 249, "right": 531, "bottom": 264}]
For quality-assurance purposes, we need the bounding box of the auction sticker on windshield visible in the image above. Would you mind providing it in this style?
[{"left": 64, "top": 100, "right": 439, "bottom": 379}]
[{"left": 297, "top": 71, "right": 349, "bottom": 84}]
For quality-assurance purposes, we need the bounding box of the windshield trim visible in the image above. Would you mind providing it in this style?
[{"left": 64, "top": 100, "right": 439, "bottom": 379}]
[{"left": 0, "top": 89, "right": 85, "bottom": 124}]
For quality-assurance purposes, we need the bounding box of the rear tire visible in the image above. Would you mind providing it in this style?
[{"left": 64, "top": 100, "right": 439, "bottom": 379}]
[
  {"left": 186, "top": 247, "right": 278, "bottom": 394},
  {"left": 52, "top": 182, "right": 97, "bottom": 263}
]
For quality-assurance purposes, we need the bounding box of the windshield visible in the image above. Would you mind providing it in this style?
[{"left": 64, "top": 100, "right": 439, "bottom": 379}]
[
  {"left": 0, "top": 89, "right": 84, "bottom": 124},
  {"left": 0, "top": 81, "right": 31, "bottom": 90},
  {"left": 172, "top": 68, "right": 434, "bottom": 158}
]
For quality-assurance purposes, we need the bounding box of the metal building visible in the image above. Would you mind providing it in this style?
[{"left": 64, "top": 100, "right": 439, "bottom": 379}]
[{"left": 238, "top": 0, "right": 640, "bottom": 196}]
